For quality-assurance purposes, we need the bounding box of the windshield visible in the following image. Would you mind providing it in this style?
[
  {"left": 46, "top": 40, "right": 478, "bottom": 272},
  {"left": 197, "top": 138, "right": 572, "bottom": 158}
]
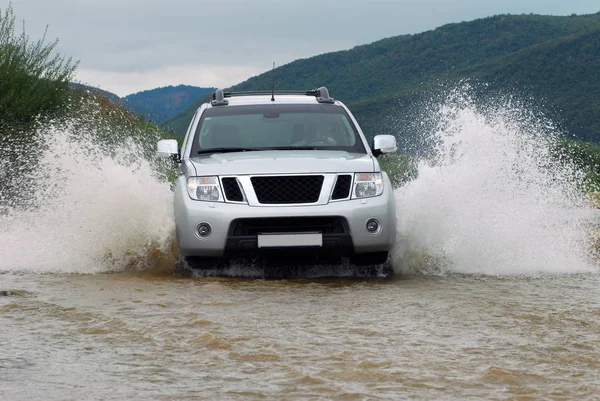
[{"left": 191, "top": 104, "right": 366, "bottom": 155}]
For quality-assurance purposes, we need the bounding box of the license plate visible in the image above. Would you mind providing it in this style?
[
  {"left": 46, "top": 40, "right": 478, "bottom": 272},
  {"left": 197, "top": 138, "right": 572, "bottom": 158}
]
[{"left": 257, "top": 233, "right": 323, "bottom": 248}]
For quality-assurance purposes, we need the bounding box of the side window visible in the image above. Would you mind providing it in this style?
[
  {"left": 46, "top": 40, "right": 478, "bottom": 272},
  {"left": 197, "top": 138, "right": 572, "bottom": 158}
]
[
  {"left": 181, "top": 110, "right": 201, "bottom": 158},
  {"left": 339, "top": 116, "right": 356, "bottom": 146},
  {"left": 197, "top": 117, "right": 214, "bottom": 148}
]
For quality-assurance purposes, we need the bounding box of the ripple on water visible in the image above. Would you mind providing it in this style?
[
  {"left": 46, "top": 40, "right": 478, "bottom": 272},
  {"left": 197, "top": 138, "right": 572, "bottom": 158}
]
[
  {"left": 189, "top": 332, "right": 233, "bottom": 350},
  {"left": 0, "top": 289, "right": 31, "bottom": 297},
  {"left": 228, "top": 351, "right": 282, "bottom": 362}
]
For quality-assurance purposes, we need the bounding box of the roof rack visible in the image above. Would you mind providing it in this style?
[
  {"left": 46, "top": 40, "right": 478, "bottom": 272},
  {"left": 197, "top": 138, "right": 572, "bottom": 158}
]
[{"left": 211, "top": 86, "right": 334, "bottom": 106}]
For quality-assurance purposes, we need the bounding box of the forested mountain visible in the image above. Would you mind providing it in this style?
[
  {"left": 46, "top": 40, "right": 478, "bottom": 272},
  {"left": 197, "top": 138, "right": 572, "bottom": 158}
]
[
  {"left": 69, "top": 83, "right": 121, "bottom": 103},
  {"left": 123, "top": 85, "right": 214, "bottom": 123},
  {"left": 163, "top": 12, "right": 600, "bottom": 145}
]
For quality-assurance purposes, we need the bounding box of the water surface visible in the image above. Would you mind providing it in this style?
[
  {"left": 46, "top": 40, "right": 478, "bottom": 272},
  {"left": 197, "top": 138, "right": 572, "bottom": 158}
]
[{"left": 2, "top": 272, "right": 599, "bottom": 400}]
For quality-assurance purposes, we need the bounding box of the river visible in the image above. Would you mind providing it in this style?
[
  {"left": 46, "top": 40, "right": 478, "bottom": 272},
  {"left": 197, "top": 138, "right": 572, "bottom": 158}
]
[{"left": 2, "top": 271, "right": 600, "bottom": 400}]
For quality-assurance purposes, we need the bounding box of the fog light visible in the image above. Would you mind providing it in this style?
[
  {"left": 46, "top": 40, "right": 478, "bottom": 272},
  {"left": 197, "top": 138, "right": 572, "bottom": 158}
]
[
  {"left": 366, "top": 218, "right": 381, "bottom": 234},
  {"left": 196, "top": 222, "right": 212, "bottom": 238}
]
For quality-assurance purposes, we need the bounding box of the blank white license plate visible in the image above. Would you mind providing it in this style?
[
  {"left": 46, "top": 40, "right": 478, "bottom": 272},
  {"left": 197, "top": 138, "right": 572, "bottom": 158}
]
[{"left": 257, "top": 233, "right": 323, "bottom": 248}]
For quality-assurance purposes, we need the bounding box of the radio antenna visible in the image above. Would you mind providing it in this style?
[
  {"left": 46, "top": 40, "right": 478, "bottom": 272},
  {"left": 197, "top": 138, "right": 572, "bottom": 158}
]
[{"left": 271, "top": 62, "right": 275, "bottom": 102}]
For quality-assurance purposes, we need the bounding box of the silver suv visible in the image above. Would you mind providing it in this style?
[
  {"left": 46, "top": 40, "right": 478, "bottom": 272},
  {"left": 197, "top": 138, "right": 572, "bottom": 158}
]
[{"left": 157, "top": 87, "right": 397, "bottom": 271}]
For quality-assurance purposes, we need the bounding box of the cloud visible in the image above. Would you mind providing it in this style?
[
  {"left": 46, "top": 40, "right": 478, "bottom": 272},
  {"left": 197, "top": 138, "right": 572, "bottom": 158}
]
[{"left": 76, "top": 64, "right": 263, "bottom": 97}]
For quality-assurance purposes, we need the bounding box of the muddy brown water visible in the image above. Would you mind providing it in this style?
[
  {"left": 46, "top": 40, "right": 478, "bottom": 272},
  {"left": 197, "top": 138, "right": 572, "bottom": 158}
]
[{"left": 1, "top": 270, "right": 599, "bottom": 400}]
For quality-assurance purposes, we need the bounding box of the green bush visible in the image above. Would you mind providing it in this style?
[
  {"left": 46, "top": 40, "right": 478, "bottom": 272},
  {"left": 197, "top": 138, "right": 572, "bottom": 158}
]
[
  {"left": 378, "top": 154, "right": 418, "bottom": 188},
  {"left": 590, "top": 192, "right": 600, "bottom": 208},
  {"left": 0, "top": 4, "right": 77, "bottom": 130},
  {"left": 0, "top": 5, "right": 173, "bottom": 209},
  {"left": 554, "top": 139, "right": 600, "bottom": 192}
]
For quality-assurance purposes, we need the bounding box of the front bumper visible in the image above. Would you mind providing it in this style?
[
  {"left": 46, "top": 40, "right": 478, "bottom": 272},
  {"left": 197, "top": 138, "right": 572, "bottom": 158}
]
[{"left": 174, "top": 175, "right": 397, "bottom": 258}]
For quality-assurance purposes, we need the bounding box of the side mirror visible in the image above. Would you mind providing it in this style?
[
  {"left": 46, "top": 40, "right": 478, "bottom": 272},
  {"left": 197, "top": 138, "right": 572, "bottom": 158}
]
[
  {"left": 372, "top": 135, "right": 397, "bottom": 157},
  {"left": 157, "top": 139, "right": 180, "bottom": 161}
]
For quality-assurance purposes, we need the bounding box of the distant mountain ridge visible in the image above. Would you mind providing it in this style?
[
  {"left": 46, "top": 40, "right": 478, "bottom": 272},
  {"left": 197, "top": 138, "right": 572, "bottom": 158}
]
[
  {"left": 163, "top": 12, "right": 600, "bottom": 145},
  {"left": 69, "top": 82, "right": 121, "bottom": 104},
  {"left": 70, "top": 83, "right": 215, "bottom": 124},
  {"left": 123, "top": 85, "right": 215, "bottom": 124}
]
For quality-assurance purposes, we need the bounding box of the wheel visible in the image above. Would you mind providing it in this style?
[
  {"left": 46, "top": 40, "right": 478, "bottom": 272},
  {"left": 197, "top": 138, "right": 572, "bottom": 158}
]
[
  {"left": 174, "top": 256, "right": 221, "bottom": 276},
  {"left": 181, "top": 256, "right": 220, "bottom": 270},
  {"left": 349, "top": 251, "right": 389, "bottom": 266},
  {"left": 174, "top": 259, "right": 192, "bottom": 276},
  {"left": 350, "top": 252, "right": 393, "bottom": 277}
]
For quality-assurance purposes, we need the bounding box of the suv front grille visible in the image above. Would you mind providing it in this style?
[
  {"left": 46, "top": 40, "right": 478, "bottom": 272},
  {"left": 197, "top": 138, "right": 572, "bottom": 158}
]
[
  {"left": 229, "top": 217, "right": 348, "bottom": 236},
  {"left": 222, "top": 177, "right": 244, "bottom": 202},
  {"left": 331, "top": 175, "right": 352, "bottom": 200},
  {"left": 251, "top": 175, "right": 324, "bottom": 204}
]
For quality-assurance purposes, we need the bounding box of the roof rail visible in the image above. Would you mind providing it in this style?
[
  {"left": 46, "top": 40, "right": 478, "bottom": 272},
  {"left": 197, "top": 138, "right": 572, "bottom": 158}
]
[
  {"left": 210, "top": 86, "right": 334, "bottom": 105},
  {"left": 211, "top": 88, "right": 229, "bottom": 106},
  {"left": 314, "top": 87, "right": 334, "bottom": 104}
]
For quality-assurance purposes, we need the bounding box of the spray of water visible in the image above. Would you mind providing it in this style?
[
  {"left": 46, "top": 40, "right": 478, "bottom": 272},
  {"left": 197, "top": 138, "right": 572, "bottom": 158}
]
[
  {"left": 0, "top": 118, "right": 176, "bottom": 274},
  {"left": 393, "top": 88, "right": 598, "bottom": 276},
  {"left": 1, "top": 88, "right": 597, "bottom": 277}
]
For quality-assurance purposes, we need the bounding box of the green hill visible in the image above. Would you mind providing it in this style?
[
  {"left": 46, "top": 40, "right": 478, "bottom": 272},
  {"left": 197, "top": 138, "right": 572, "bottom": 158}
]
[
  {"left": 124, "top": 85, "right": 215, "bottom": 124},
  {"left": 69, "top": 83, "right": 121, "bottom": 103},
  {"left": 163, "top": 12, "right": 600, "bottom": 145}
]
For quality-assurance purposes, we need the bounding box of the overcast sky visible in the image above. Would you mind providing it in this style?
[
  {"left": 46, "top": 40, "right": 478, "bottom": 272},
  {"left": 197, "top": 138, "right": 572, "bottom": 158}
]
[{"left": 3, "top": 0, "right": 599, "bottom": 96}]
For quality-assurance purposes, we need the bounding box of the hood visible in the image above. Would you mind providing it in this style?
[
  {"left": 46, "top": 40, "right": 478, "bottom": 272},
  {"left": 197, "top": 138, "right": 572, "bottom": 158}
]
[{"left": 188, "top": 150, "right": 375, "bottom": 176}]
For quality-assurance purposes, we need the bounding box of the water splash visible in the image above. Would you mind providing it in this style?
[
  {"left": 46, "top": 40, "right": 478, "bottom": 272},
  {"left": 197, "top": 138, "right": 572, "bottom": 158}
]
[
  {"left": 1, "top": 88, "right": 597, "bottom": 277},
  {"left": 393, "top": 88, "right": 597, "bottom": 276},
  {"left": 0, "top": 121, "right": 176, "bottom": 274}
]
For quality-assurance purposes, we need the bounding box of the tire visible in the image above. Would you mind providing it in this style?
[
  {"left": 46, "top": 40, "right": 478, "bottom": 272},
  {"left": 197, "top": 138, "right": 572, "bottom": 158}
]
[
  {"left": 349, "top": 251, "right": 389, "bottom": 266},
  {"left": 181, "top": 256, "right": 220, "bottom": 270},
  {"left": 174, "top": 256, "right": 222, "bottom": 277},
  {"left": 174, "top": 259, "right": 193, "bottom": 276}
]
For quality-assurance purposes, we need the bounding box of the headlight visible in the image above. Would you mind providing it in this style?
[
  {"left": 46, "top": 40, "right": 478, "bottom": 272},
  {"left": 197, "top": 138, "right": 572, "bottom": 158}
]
[
  {"left": 187, "top": 176, "right": 223, "bottom": 202},
  {"left": 352, "top": 173, "right": 384, "bottom": 198}
]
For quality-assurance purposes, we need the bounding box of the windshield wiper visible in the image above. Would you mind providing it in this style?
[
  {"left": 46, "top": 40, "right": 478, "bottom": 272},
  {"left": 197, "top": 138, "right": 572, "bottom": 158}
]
[
  {"left": 266, "top": 146, "right": 322, "bottom": 151},
  {"left": 198, "top": 146, "right": 328, "bottom": 154},
  {"left": 197, "top": 147, "right": 256, "bottom": 154}
]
